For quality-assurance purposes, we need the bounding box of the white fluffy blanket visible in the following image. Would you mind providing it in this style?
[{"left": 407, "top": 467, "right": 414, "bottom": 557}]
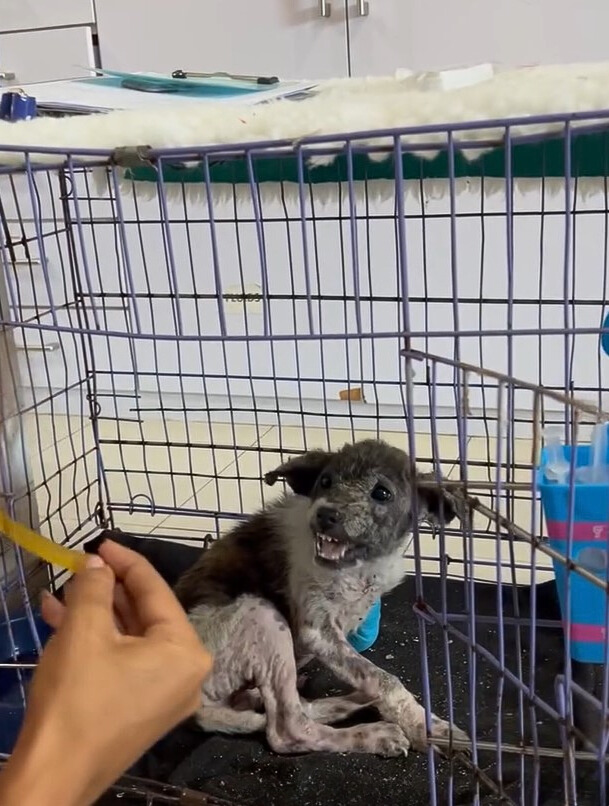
[
  {"left": 1, "top": 63, "right": 609, "bottom": 159},
  {"left": 2, "top": 62, "right": 609, "bottom": 200}
]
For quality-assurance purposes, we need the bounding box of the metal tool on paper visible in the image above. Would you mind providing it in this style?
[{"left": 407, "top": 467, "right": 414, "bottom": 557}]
[{"left": 172, "top": 69, "right": 279, "bottom": 85}]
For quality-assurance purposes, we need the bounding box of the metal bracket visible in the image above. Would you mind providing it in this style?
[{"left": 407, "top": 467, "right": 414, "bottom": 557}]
[{"left": 111, "top": 145, "right": 154, "bottom": 168}]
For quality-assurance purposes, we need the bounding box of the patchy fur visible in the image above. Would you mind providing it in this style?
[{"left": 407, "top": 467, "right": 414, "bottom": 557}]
[{"left": 175, "top": 439, "right": 468, "bottom": 757}]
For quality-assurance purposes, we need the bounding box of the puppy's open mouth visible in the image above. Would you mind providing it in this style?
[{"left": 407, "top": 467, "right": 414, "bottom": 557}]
[{"left": 315, "top": 532, "right": 351, "bottom": 563}]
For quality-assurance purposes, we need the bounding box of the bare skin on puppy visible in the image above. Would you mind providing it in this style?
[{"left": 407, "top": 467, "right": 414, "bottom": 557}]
[
  {"left": 190, "top": 596, "right": 409, "bottom": 756},
  {"left": 175, "top": 439, "right": 468, "bottom": 757}
]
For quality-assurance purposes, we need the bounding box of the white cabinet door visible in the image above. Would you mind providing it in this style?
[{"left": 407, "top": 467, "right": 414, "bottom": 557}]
[
  {"left": 0, "top": 27, "right": 94, "bottom": 85},
  {"left": 1, "top": 0, "right": 94, "bottom": 33},
  {"left": 95, "top": 0, "right": 349, "bottom": 79},
  {"left": 348, "top": 0, "right": 609, "bottom": 76}
]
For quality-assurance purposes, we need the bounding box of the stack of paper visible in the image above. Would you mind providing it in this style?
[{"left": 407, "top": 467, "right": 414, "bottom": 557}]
[{"left": 17, "top": 70, "right": 318, "bottom": 116}]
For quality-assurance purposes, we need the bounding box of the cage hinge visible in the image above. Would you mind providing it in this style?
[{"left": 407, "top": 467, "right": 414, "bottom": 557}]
[
  {"left": 111, "top": 145, "right": 154, "bottom": 168},
  {"left": 94, "top": 502, "right": 110, "bottom": 529}
]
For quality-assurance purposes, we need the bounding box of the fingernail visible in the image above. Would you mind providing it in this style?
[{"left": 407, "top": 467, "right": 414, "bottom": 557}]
[
  {"left": 85, "top": 554, "right": 106, "bottom": 570},
  {"left": 39, "top": 589, "right": 52, "bottom": 604}
]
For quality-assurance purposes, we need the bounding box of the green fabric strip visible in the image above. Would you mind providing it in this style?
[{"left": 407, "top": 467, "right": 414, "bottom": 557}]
[{"left": 125, "top": 129, "right": 609, "bottom": 185}]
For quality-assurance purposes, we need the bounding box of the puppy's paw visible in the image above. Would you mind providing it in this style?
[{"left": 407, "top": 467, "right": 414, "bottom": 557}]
[
  {"left": 431, "top": 715, "right": 470, "bottom": 751},
  {"left": 410, "top": 714, "right": 470, "bottom": 755},
  {"left": 368, "top": 722, "right": 411, "bottom": 758}
]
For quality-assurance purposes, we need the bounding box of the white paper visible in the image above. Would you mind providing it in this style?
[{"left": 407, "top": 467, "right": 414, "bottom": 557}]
[{"left": 16, "top": 77, "right": 318, "bottom": 115}]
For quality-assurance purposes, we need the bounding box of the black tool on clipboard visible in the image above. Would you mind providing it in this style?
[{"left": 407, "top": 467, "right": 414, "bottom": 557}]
[{"left": 172, "top": 69, "right": 279, "bottom": 85}]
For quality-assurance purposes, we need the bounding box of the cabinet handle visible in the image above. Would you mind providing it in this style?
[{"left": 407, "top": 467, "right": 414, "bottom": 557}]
[
  {"left": 0, "top": 71, "right": 16, "bottom": 81},
  {"left": 319, "top": 0, "right": 331, "bottom": 17},
  {"left": 356, "top": 0, "right": 369, "bottom": 15},
  {"left": 16, "top": 342, "right": 60, "bottom": 353}
]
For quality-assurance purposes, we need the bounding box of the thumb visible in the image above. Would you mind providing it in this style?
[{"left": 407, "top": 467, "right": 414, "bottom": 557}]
[{"left": 64, "top": 554, "right": 116, "bottom": 632}]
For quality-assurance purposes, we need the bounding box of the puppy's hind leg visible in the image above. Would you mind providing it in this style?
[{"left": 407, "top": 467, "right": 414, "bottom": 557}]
[
  {"left": 303, "top": 693, "right": 374, "bottom": 725},
  {"left": 197, "top": 694, "right": 368, "bottom": 733},
  {"left": 196, "top": 694, "right": 266, "bottom": 735},
  {"left": 262, "top": 679, "right": 409, "bottom": 757}
]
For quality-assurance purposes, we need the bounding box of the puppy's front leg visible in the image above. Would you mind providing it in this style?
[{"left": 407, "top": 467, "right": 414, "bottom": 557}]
[{"left": 299, "top": 621, "right": 468, "bottom": 752}]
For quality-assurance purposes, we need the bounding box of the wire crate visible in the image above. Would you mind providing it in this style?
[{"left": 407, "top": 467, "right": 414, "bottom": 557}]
[{"left": 2, "top": 111, "right": 609, "bottom": 804}]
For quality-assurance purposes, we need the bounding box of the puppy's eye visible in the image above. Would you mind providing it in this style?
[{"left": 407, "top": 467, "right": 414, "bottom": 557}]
[
  {"left": 371, "top": 484, "right": 392, "bottom": 502},
  {"left": 319, "top": 474, "right": 332, "bottom": 490}
]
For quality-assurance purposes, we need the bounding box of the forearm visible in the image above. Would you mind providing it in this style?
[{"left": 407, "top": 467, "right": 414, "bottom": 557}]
[
  {"left": 0, "top": 720, "right": 96, "bottom": 806},
  {"left": 300, "top": 624, "right": 384, "bottom": 692},
  {"left": 300, "top": 623, "right": 407, "bottom": 707}
]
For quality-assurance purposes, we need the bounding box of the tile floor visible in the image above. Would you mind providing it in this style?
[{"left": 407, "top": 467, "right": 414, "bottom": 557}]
[{"left": 17, "top": 413, "right": 553, "bottom": 586}]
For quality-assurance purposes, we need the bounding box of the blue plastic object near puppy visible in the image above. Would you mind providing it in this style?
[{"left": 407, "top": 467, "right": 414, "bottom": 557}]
[{"left": 347, "top": 599, "right": 381, "bottom": 652}]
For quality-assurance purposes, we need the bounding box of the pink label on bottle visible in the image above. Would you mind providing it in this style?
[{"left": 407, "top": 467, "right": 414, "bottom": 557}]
[
  {"left": 546, "top": 521, "right": 609, "bottom": 542},
  {"left": 569, "top": 623, "right": 607, "bottom": 643}
]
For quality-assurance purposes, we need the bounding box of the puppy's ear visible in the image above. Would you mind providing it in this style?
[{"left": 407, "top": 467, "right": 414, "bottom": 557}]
[
  {"left": 416, "top": 472, "right": 458, "bottom": 526},
  {"left": 265, "top": 450, "right": 332, "bottom": 497}
]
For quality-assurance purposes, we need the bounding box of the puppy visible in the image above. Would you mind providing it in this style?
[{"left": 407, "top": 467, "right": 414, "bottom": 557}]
[{"left": 175, "top": 439, "right": 468, "bottom": 757}]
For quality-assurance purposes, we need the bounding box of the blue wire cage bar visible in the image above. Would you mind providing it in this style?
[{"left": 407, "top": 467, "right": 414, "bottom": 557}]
[{"left": 1, "top": 111, "right": 609, "bottom": 803}]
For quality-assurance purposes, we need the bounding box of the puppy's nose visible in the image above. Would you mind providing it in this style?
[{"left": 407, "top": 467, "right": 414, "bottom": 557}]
[{"left": 316, "top": 506, "right": 342, "bottom": 532}]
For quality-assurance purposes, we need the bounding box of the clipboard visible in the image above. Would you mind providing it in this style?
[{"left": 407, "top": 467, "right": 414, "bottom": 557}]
[{"left": 85, "top": 68, "right": 284, "bottom": 97}]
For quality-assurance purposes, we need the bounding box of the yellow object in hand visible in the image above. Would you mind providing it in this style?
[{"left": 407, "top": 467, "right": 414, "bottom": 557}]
[{"left": 0, "top": 509, "right": 86, "bottom": 573}]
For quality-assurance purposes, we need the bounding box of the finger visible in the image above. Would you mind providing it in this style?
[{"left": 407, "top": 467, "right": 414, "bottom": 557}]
[
  {"left": 43, "top": 584, "right": 127, "bottom": 634},
  {"left": 112, "top": 583, "right": 142, "bottom": 636},
  {"left": 62, "top": 554, "right": 116, "bottom": 633},
  {"left": 61, "top": 575, "right": 75, "bottom": 602},
  {"left": 40, "top": 590, "right": 66, "bottom": 630},
  {"left": 98, "top": 541, "right": 190, "bottom": 634}
]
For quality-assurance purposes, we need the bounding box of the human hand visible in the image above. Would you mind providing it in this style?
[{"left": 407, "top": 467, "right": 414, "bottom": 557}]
[{"left": 0, "top": 540, "right": 212, "bottom": 806}]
